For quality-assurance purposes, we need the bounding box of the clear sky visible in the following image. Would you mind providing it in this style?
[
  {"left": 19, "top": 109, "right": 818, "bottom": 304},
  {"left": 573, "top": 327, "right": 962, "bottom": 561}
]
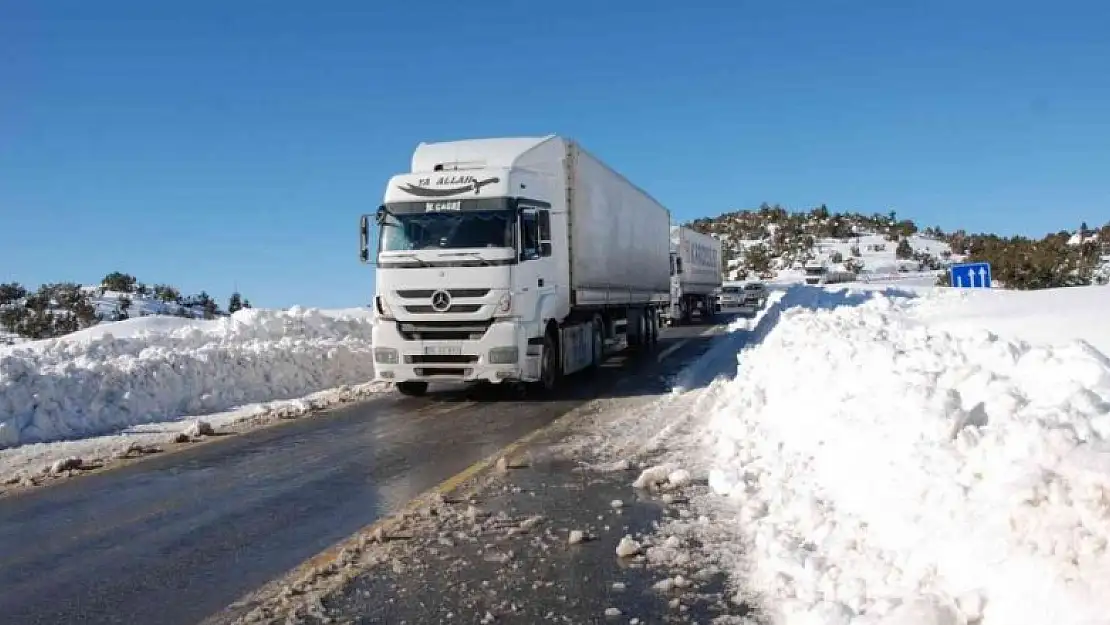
[{"left": 3, "top": 0, "right": 1108, "bottom": 308}]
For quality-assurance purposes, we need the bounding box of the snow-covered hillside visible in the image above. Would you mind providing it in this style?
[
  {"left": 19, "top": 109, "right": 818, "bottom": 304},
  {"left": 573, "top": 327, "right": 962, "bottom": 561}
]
[
  {"left": 600, "top": 282, "right": 1110, "bottom": 625},
  {"left": 758, "top": 233, "right": 959, "bottom": 286},
  {"left": 0, "top": 306, "right": 379, "bottom": 450},
  {"left": 689, "top": 207, "right": 959, "bottom": 283},
  {"left": 83, "top": 286, "right": 215, "bottom": 320},
  {"left": 690, "top": 206, "right": 1109, "bottom": 290},
  {"left": 1, "top": 276, "right": 244, "bottom": 344}
]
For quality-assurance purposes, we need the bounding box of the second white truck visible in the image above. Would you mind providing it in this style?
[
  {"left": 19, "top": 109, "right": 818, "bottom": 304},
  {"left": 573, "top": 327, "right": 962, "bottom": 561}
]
[
  {"left": 359, "top": 135, "right": 672, "bottom": 396},
  {"left": 663, "top": 226, "right": 722, "bottom": 325}
]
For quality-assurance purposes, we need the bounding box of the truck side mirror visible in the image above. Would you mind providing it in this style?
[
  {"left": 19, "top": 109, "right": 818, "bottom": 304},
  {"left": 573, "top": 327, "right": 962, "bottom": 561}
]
[{"left": 359, "top": 214, "right": 371, "bottom": 264}]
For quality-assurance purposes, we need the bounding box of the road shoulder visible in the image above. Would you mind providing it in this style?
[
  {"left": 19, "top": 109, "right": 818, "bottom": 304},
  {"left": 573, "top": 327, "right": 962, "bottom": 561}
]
[{"left": 215, "top": 367, "right": 757, "bottom": 625}]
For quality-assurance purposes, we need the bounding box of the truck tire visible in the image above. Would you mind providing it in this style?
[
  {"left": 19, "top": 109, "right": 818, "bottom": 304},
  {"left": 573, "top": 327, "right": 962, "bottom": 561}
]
[
  {"left": 532, "top": 329, "right": 560, "bottom": 394},
  {"left": 396, "top": 381, "right": 428, "bottom": 397},
  {"left": 627, "top": 310, "right": 641, "bottom": 348},
  {"left": 631, "top": 309, "right": 654, "bottom": 351}
]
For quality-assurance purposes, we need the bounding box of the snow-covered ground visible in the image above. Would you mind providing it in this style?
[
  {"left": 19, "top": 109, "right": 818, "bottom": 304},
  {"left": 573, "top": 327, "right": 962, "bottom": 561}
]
[
  {"left": 589, "top": 283, "right": 1110, "bottom": 625},
  {"left": 1, "top": 306, "right": 384, "bottom": 480},
  {"left": 0, "top": 330, "right": 23, "bottom": 347}
]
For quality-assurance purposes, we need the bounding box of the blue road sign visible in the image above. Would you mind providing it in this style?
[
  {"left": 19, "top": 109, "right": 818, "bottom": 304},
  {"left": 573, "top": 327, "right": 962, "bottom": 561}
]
[{"left": 950, "top": 262, "right": 992, "bottom": 288}]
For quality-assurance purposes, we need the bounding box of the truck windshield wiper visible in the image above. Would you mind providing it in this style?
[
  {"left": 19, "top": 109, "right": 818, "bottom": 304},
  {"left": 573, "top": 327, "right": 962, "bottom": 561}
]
[
  {"left": 437, "top": 251, "right": 492, "bottom": 266},
  {"left": 382, "top": 253, "right": 429, "bottom": 267}
]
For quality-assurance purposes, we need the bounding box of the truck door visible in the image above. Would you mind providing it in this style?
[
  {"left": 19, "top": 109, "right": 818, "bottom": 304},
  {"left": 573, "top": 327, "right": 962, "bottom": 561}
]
[{"left": 518, "top": 206, "right": 556, "bottom": 317}]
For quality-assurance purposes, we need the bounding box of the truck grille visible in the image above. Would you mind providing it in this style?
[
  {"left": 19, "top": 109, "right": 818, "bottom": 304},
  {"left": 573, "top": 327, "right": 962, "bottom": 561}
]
[
  {"left": 405, "top": 354, "right": 478, "bottom": 364},
  {"left": 395, "top": 288, "right": 491, "bottom": 299},
  {"left": 402, "top": 304, "right": 483, "bottom": 314},
  {"left": 414, "top": 367, "right": 470, "bottom": 377},
  {"left": 396, "top": 320, "right": 492, "bottom": 341}
]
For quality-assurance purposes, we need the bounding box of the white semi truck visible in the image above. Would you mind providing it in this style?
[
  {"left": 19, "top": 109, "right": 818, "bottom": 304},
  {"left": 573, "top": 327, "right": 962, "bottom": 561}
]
[
  {"left": 358, "top": 135, "right": 672, "bottom": 396},
  {"left": 663, "top": 226, "right": 722, "bottom": 325}
]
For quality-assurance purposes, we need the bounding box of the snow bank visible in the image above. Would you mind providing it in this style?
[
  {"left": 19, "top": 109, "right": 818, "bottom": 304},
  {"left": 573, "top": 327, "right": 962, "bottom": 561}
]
[
  {"left": 702, "top": 285, "right": 1110, "bottom": 625},
  {"left": 0, "top": 307, "right": 378, "bottom": 449},
  {"left": 910, "top": 285, "right": 1110, "bottom": 356}
]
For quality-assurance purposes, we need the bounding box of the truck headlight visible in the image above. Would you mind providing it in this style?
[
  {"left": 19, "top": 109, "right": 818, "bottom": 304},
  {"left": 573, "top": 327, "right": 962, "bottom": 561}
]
[
  {"left": 374, "top": 347, "right": 399, "bottom": 364},
  {"left": 496, "top": 292, "right": 512, "bottom": 315},
  {"left": 375, "top": 295, "right": 394, "bottom": 320},
  {"left": 488, "top": 346, "right": 518, "bottom": 364}
]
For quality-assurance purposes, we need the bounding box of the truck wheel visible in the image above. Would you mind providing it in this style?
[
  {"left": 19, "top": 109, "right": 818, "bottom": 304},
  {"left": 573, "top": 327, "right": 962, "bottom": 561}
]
[
  {"left": 396, "top": 381, "right": 428, "bottom": 397},
  {"left": 648, "top": 310, "right": 659, "bottom": 346},
  {"left": 627, "top": 311, "right": 641, "bottom": 348},
  {"left": 534, "top": 330, "right": 560, "bottom": 394},
  {"left": 635, "top": 311, "right": 651, "bottom": 350}
]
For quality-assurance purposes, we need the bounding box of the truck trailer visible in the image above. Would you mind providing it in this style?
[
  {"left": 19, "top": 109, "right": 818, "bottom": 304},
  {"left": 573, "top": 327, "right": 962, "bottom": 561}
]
[
  {"left": 358, "top": 135, "right": 672, "bottom": 396},
  {"left": 663, "top": 226, "right": 723, "bottom": 325}
]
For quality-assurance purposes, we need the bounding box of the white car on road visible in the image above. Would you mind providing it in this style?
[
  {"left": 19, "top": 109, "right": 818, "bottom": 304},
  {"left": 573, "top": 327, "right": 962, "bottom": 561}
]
[
  {"left": 717, "top": 282, "right": 768, "bottom": 310},
  {"left": 739, "top": 281, "right": 768, "bottom": 307}
]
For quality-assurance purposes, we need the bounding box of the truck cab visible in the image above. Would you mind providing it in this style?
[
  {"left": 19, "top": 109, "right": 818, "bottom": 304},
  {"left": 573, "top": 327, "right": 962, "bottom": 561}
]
[
  {"left": 360, "top": 143, "right": 566, "bottom": 396},
  {"left": 359, "top": 136, "right": 671, "bottom": 397}
]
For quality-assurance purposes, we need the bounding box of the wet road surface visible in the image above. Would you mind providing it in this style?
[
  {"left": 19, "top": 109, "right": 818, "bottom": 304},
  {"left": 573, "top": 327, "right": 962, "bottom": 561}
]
[
  {"left": 315, "top": 445, "right": 752, "bottom": 625},
  {"left": 0, "top": 322, "right": 726, "bottom": 625}
]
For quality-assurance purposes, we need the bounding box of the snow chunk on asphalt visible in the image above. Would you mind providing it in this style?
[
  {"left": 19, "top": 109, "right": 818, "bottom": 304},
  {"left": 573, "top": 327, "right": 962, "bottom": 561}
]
[
  {"left": 0, "top": 306, "right": 379, "bottom": 449},
  {"left": 182, "top": 420, "right": 214, "bottom": 438},
  {"left": 615, "top": 536, "right": 641, "bottom": 557},
  {"left": 632, "top": 463, "right": 692, "bottom": 491},
  {"left": 48, "top": 456, "right": 82, "bottom": 474}
]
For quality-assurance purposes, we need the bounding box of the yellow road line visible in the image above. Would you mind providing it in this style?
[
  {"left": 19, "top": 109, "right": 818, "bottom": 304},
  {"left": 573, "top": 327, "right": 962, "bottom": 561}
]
[
  {"left": 286, "top": 412, "right": 556, "bottom": 576},
  {"left": 655, "top": 339, "right": 690, "bottom": 362},
  {"left": 212, "top": 325, "right": 731, "bottom": 622},
  {"left": 655, "top": 322, "right": 725, "bottom": 362}
]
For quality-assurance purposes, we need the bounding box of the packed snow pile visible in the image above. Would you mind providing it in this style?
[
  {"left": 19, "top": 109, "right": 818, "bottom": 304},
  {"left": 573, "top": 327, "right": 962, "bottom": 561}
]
[
  {"left": 696, "top": 285, "right": 1110, "bottom": 625},
  {"left": 0, "top": 306, "right": 377, "bottom": 449}
]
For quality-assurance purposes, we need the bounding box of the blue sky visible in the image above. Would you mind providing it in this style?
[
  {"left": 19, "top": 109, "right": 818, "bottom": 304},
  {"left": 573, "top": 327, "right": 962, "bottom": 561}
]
[{"left": 3, "top": 0, "right": 1108, "bottom": 308}]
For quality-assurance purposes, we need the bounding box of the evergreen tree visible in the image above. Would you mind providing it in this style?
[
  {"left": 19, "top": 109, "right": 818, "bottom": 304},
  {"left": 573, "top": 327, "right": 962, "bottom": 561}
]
[
  {"left": 895, "top": 238, "right": 914, "bottom": 259},
  {"left": 101, "top": 272, "right": 137, "bottom": 293}
]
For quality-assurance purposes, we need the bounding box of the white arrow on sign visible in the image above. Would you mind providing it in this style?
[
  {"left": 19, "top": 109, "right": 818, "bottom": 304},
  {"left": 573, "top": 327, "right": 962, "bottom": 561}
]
[
  {"left": 978, "top": 267, "right": 987, "bottom": 286},
  {"left": 968, "top": 268, "right": 978, "bottom": 287},
  {"left": 954, "top": 273, "right": 964, "bottom": 287}
]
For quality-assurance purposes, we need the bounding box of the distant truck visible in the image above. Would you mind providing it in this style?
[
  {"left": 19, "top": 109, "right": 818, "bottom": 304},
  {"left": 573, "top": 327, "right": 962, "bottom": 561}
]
[
  {"left": 359, "top": 135, "right": 672, "bottom": 396},
  {"left": 803, "top": 262, "right": 856, "bottom": 285},
  {"left": 663, "top": 226, "right": 722, "bottom": 325}
]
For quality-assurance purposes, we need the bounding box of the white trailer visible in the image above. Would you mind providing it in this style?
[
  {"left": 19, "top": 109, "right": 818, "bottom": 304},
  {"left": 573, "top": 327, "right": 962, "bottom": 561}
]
[
  {"left": 359, "top": 135, "right": 672, "bottom": 397},
  {"left": 663, "top": 226, "right": 722, "bottom": 325}
]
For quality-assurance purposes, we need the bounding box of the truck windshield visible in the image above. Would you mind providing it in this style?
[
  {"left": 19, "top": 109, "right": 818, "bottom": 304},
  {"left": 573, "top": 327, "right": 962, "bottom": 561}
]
[{"left": 380, "top": 210, "right": 516, "bottom": 251}]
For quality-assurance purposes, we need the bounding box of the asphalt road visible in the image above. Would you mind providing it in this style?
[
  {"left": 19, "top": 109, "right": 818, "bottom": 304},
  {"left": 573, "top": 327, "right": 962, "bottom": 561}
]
[
  {"left": 318, "top": 438, "right": 749, "bottom": 625},
  {"left": 0, "top": 321, "right": 726, "bottom": 625}
]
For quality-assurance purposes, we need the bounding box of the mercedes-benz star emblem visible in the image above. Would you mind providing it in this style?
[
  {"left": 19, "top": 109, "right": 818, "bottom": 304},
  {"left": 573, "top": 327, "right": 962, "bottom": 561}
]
[{"left": 430, "top": 290, "right": 452, "bottom": 312}]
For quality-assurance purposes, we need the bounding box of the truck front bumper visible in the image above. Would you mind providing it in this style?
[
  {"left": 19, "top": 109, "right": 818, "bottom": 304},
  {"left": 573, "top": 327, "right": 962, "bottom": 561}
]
[{"left": 370, "top": 319, "right": 540, "bottom": 384}]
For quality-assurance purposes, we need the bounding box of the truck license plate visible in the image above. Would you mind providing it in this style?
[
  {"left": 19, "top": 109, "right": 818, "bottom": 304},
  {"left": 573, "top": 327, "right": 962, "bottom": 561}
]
[{"left": 423, "top": 344, "right": 462, "bottom": 356}]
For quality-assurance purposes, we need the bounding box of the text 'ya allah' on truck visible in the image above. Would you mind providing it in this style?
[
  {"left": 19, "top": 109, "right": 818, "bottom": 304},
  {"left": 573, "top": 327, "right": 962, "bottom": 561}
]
[{"left": 358, "top": 135, "right": 673, "bottom": 397}]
